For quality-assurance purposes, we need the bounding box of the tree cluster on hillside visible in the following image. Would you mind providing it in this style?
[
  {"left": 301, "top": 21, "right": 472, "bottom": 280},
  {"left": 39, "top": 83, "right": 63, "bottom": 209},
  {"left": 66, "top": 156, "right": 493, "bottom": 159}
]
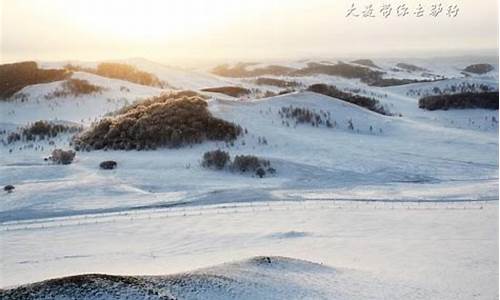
[
  {"left": 212, "top": 63, "right": 295, "bottom": 77},
  {"left": 307, "top": 83, "right": 391, "bottom": 115},
  {"left": 22, "top": 121, "right": 82, "bottom": 141},
  {"left": 396, "top": 63, "right": 428, "bottom": 72},
  {"left": 73, "top": 94, "right": 242, "bottom": 151},
  {"left": 0, "top": 61, "right": 71, "bottom": 99},
  {"left": 407, "top": 82, "right": 493, "bottom": 98},
  {"left": 44, "top": 79, "right": 104, "bottom": 99},
  {"left": 279, "top": 106, "right": 334, "bottom": 128},
  {"left": 254, "top": 77, "right": 301, "bottom": 88},
  {"left": 201, "top": 86, "right": 251, "bottom": 97},
  {"left": 418, "top": 91, "right": 499, "bottom": 111},
  {"left": 292, "top": 62, "right": 423, "bottom": 87},
  {"left": 350, "top": 59, "right": 380, "bottom": 69},
  {"left": 64, "top": 63, "right": 166, "bottom": 87},
  {"left": 212, "top": 62, "right": 425, "bottom": 87},
  {"left": 4, "top": 121, "right": 82, "bottom": 144},
  {"left": 201, "top": 150, "right": 275, "bottom": 178},
  {"left": 463, "top": 64, "right": 494, "bottom": 74}
]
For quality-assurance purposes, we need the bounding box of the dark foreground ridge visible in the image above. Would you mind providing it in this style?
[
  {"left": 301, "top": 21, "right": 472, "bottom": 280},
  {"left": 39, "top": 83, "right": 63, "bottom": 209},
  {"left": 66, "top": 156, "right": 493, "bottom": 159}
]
[{"left": 1, "top": 256, "right": 334, "bottom": 300}]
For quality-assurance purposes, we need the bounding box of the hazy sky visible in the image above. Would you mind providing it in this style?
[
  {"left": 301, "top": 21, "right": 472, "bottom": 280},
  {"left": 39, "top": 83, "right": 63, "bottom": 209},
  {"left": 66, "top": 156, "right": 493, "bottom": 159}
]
[{"left": 1, "top": 0, "right": 498, "bottom": 65}]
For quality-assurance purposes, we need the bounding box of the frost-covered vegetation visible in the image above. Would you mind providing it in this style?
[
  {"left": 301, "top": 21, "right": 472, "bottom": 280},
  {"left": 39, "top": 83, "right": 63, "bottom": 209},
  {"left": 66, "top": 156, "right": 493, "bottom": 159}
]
[
  {"left": 418, "top": 91, "right": 499, "bottom": 111},
  {"left": 74, "top": 94, "right": 242, "bottom": 150},
  {"left": 65, "top": 63, "right": 166, "bottom": 87},
  {"left": 0, "top": 61, "right": 71, "bottom": 99},
  {"left": 49, "top": 149, "right": 76, "bottom": 165},
  {"left": 307, "top": 83, "right": 390, "bottom": 115},
  {"left": 44, "top": 79, "right": 104, "bottom": 99}
]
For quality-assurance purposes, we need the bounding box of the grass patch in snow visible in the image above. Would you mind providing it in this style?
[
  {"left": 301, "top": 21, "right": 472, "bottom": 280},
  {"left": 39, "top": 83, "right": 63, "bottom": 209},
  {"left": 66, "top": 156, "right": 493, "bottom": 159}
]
[{"left": 44, "top": 79, "right": 104, "bottom": 99}]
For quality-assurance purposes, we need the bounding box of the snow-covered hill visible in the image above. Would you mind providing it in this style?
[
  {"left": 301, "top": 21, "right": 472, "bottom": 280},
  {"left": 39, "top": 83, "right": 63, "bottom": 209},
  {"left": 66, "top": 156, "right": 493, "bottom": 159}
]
[{"left": 2, "top": 256, "right": 435, "bottom": 300}]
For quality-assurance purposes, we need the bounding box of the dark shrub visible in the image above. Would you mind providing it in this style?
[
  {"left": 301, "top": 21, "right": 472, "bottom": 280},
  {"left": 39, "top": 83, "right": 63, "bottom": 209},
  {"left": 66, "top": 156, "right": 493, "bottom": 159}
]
[
  {"left": 463, "top": 64, "right": 494, "bottom": 74},
  {"left": 4, "top": 185, "right": 15, "bottom": 193},
  {"left": 201, "top": 86, "right": 250, "bottom": 97},
  {"left": 307, "top": 83, "right": 390, "bottom": 115},
  {"left": 202, "top": 150, "right": 230, "bottom": 170},
  {"left": 100, "top": 160, "right": 117, "bottom": 170},
  {"left": 50, "top": 149, "right": 76, "bottom": 165},
  {"left": 419, "top": 92, "right": 499, "bottom": 110},
  {"left": 0, "top": 61, "right": 71, "bottom": 99},
  {"left": 73, "top": 95, "right": 242, "bottom": 151},
  {"left": 201, "top": 152, "right": 275, "bottom": 177},
  {"left": 7, "top": 132, "right": 21, "bottom": 144},
  {"left": 231, "top": 155, "right": 270, "bottom": 173}
]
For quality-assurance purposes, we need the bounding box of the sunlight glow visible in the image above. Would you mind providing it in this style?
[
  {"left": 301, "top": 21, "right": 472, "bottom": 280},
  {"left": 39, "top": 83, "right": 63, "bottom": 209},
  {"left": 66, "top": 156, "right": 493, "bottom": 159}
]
[
  {"left": 53, "top": 0, "right": 234, "bottom": 42},
  {"left": 1, "top": 0, "right": 498, "bottom": 64}
]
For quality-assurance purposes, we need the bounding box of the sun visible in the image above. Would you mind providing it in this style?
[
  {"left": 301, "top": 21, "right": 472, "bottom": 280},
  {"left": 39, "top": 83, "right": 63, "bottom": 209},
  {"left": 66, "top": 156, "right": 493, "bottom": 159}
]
[{"left": 55, "top": 0, "right": 232, "bottom": 43}]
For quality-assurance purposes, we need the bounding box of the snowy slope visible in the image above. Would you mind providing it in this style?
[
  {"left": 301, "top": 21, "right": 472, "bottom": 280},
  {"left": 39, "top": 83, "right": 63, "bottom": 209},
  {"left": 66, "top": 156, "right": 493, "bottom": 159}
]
[
  {"left": 1, "top": 256, "right": 436, "bottom": 300},
  {"left": 1, "top": 90, "right": 498, "bottom": 221},
  {"left": 40, "top": 58, "right": 236, "bottom": 91},
  {"left": 0, "top": 56, "right": 498, "bottom": 299},
  {"left": 0, "top": 71, "right": 164, "bottom": 126},
  {"left": 1, "top": 201, "right": 497, "bottom": 299}
]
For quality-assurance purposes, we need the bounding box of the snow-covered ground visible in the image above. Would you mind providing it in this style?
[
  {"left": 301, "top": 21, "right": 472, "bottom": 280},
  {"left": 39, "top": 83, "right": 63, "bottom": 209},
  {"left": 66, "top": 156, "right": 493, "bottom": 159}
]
[
  {"left": 0, "top": 56, "right": 498, "bottom": 298},
  {"left": 1, "top": 201, "right": 497, "bottom": 299}
]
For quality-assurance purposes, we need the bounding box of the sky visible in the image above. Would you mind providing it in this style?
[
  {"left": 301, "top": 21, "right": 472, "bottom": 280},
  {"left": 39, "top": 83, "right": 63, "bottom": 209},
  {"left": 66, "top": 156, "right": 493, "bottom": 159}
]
[{"left": 1, "top": 0, "right": 498, "bottom": 66}]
